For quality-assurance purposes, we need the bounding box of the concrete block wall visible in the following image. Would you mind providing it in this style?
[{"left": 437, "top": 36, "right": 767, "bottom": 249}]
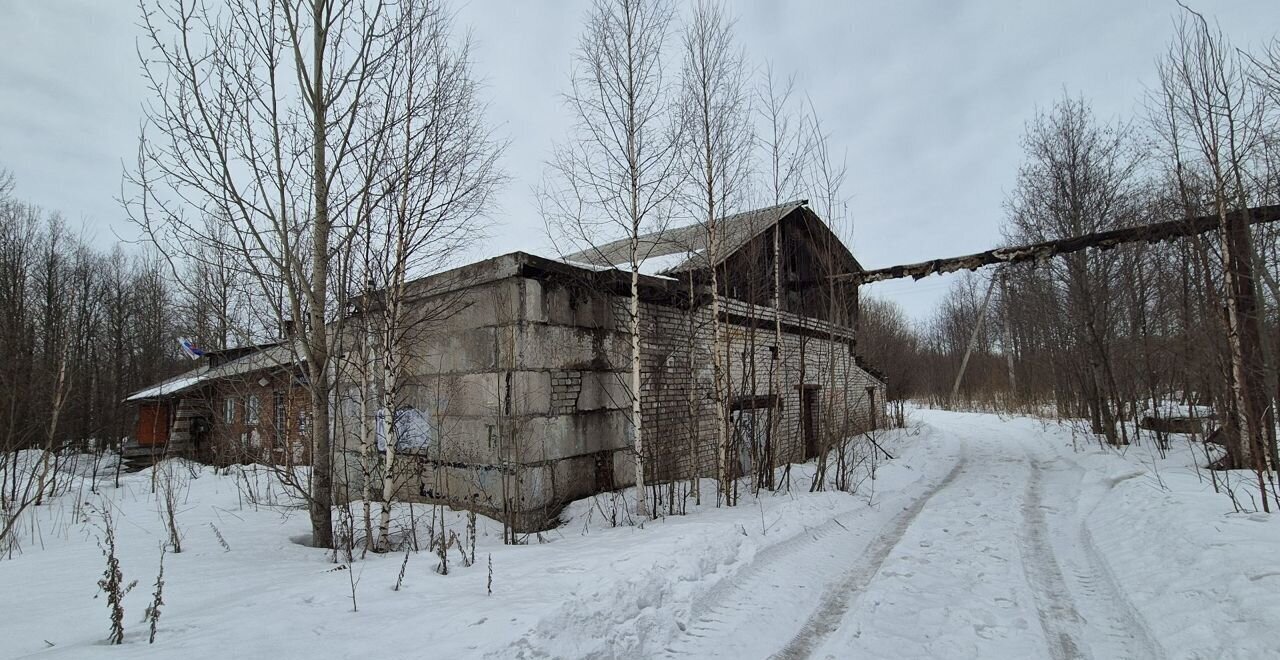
[
  {"left": 335, "top": 273, "right": 638, "bottom": 530},
  {"left": 335, "top": 265, "right": 885, "bottom": 532}
]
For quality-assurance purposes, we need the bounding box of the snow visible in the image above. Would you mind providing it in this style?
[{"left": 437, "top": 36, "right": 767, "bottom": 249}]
[
  {"left": 123, "top": 369, "right": 209, "bottom": 401},
  {"left": 123, "top": 343, "right": 302, "bottom": 402},
  {"left": 555, "top": 258, "right": 610, "bottom": 272},
  {"left": 1140, "top": 400, "right": 1215, "bottom": 420},
  {"left": 616, "top": 249, "right": 701, "bottom": 277},
  {"left": 553, "top": 249, "right": 700, "bottom": 280},
  {"left": 1, "top": 410, "right": 1278, "bottom": 659}
]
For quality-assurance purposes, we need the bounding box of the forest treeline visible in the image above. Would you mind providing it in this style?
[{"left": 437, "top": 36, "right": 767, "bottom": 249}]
[
  {"left": 858, "top": 12, "right": 1280, "bottom": 483},
  {"left": 0, "top": 171, "right": 184, "bottom": 458}
]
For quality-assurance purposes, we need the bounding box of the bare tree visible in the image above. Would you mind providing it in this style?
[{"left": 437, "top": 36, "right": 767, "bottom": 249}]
[
  {"left": 540, "top": 0, "right": 683, "bottom": 519},
  {"left": 129, "top": 0, "right": 451, "bottom": 547},
  {"left": 1005, "top": 94, "right": 1143, "bottom": 444},
  {"left": 753, "top": 65, "right": 810, "bottom": 492},
  {"left": 1155, "top": 7, "right": 1274, "bottom": 489},
  {"left": 351, "top": 1, "right": 503, "bottom": 552},
  {"left": 802, "top": 106, "right": 854, "bottom": 491},
  {"left": 678, "top": 0, "right": 752, "bottom": 505}
]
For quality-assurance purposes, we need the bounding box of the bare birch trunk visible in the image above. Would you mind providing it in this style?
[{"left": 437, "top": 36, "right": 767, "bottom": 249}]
[{"left": 630, "top": 245, "right": 646, "bottom": 518}]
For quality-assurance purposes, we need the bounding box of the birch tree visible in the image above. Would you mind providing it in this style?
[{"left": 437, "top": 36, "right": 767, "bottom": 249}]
[
  {"left": 803, "top": 108, "right": 853, "bottom": 491},
  {"left": 353, "top": 1, "right": 503, "bottom": 552},
  {"left": 540, "top": 0, "right": 682, "bottom": 519},
  {"left": 754, "top": 65, "right": 809, "bottom": 492},
  {"left": 1155, "top": 7, "right": 1274, "bottom": 486},
  {"left": 678, "top": 0, "right": 752, "bottom": 505}
]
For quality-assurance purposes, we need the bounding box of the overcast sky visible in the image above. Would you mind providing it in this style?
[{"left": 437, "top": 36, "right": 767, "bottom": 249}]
[{"left": 2, "top": 0, "right": 1277, "bottom": 320}]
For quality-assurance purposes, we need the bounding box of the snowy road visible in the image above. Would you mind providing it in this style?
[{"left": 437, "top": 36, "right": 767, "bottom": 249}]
[
  {"left": 6, "top": 409, "right": 1276, "bottom": 659},
  {"left": 666, "top": 411, "right": 1164, "bottom": 660}
]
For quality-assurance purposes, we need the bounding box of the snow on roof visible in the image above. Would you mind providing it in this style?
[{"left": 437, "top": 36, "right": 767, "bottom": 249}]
[
  {"left": 124, "top": 342, "right": 303, "bottom": 402},
  {"left": 556, "top": 259, "right": 611, "bottom": 272},
  {"left": 552, "top": 251, "right": 695, "bottom": 280},
  {"left": 124, "top": 368, "right": 210, "bottom": 402},
  {"left": 615, "top": 249, "right": 704, "bottom": 277}
]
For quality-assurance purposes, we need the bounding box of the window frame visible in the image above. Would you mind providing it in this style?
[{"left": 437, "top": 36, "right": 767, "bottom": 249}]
[
  {"left": 246, "top": 394, "right": 261, "bottom": 425},
  {"left": 273, "top": 391, "right": 286, "bottom": 438}
]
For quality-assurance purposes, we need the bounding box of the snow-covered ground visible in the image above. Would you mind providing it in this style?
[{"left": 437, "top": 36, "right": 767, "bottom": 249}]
[{"left": 1, "top": 409, "right": 1277, "bottom": 659}]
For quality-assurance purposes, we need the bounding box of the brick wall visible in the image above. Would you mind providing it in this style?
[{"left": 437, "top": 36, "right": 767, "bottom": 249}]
[
  {"left": 639, "top": 296, "right": 885, "bottom": 485},
  {"left": 207, "top": 372, "right": 311, "bottom": 467}
]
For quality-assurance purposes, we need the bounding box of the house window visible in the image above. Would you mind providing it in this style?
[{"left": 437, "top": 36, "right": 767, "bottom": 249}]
[
  {"left": 246, "top": 394, "right": 261, "bottom": 425},
  {"left": 274, "top": 391, "right": 286, "bottom": 437},
  {"left": 224, "top": 397, "right": 237, "bottom": 424}
]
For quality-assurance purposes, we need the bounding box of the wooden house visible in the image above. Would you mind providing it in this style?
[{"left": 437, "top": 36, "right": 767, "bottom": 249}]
[{"left": 123, "top": 342, "right": 311, "bottom": 468}]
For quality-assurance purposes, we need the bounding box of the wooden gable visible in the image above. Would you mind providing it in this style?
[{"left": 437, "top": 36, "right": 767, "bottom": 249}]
[{"left": 718, "top": 206, "right": 861, "bottom": 329}]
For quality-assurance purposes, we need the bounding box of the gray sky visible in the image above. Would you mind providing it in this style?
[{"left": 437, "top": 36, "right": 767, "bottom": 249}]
[{"left": 2, "top": 0, "right": 1277, "bottom": 321}]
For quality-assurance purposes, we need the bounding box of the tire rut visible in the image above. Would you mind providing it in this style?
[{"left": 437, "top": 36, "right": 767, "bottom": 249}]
[
  {"left": 1020, "top": 459, "right": 1091, "bottom": 660},
  {"left": 1023, "top": 451, "right": 1165, "bottom": 660},
  {"left": 1074, "top": 522, "right": 1162, "bottom": 659},
  {"left": 769, "top": 450, "right": 969, "bottom": 660}
]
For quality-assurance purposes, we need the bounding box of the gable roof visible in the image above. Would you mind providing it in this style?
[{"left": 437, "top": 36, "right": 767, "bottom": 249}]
[
  {"left": 561, "top": 200, "right": 814, "bottom": 277},
  {"left": 124, "top": 342, "right": 302, "bottom": 402}
]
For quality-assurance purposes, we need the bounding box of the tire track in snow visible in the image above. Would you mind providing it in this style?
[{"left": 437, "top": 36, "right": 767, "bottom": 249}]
[
  {"left": 1074, "top": 513, "right": 1163, "bottom": 659},
  {"left": 1019, "top": 460, "right": 1091, "bottom": 660},
  {"left": 662, "top": 442, "right": 966, "bottom": 659},
  {"left": 660, "top": 518, "right": 848, "bottom": 659},
  {"left": 768, "top": 450, "right": 969, "bottom": 660},
  {"left": 1032, "top": 451, "right": 1163, "bottom": 660}
]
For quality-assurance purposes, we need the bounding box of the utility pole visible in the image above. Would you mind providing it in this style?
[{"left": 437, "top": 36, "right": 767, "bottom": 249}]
[
  {"left": 1000, "top": 268, "right": 1017, "bottom": 402},
  {"left": 950, "top": 275, "right": 998, "bottom": 404}
]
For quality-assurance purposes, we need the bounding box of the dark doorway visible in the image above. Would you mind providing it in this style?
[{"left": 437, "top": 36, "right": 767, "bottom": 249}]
[
  {"left": 866, "top": 386, "right": 878, "bottom": 431},
  {"left": 799, "top": 385, "right": 820, "bottom": 459}
]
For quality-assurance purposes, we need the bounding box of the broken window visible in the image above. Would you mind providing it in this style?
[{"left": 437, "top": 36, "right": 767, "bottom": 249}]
[{"left": 730, "top": 395, "right": 778, "bottom": 478}]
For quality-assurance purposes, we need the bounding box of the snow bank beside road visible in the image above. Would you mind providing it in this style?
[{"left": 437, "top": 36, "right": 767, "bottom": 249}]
[
  {"left": 0, "top": 427, "right": 927, "bottom": 659},
  {"left": 1014, "top": 415, "right": 1280, "bottom": 660}
]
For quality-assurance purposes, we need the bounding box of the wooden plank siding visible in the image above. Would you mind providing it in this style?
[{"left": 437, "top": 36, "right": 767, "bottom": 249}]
[{"left": 134, "top": 403, "right": 170, "bottom": 446}]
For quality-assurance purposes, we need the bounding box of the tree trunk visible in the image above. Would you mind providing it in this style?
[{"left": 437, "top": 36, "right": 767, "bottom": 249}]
[{"left": 307, "top": 5, "right": 334, "bottom": 549}]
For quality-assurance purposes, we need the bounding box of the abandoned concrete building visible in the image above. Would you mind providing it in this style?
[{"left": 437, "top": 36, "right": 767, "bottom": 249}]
[
  {"left": 333, "top": 200, "right": 885, "bottom": 529},
  {"left": 125, "top": 200, "right": 886, "bottom": 530}
]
